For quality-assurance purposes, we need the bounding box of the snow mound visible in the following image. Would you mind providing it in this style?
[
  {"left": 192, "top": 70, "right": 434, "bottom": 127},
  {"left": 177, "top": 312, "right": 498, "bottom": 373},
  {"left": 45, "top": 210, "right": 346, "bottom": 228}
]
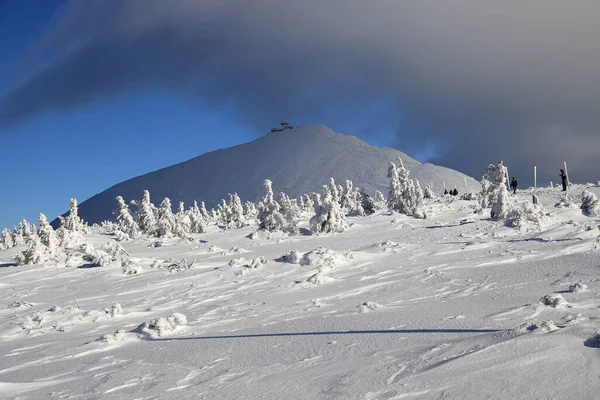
[
  {"left": 358, "top": 301, "right": 381, "bottom": 313},
  {"left": 160, "top": 258, "right": 195, "bottom": 273},
  {"left": 135, "top": 313, "right": 187, "bottom": 337},
  {"left": 277, "top": 250, "right": 303, "bottom": 264},
  {"left": 306, "top": 270, "right": 329, "bottom": 285},
  {"left": 300, "top": 248, "right": 354, "bottom": 269},
  {"left": 229, "top": 256, "right": 268, "bottom": 274},
  {"left": 508, "top": 201, "right": 548, "bottom": 229},
  {"left": 569, "top": 282, "right": 588, "bottom": 293},
  {"left": 540, "top": 294, "right": 569, "bottom": 308}
]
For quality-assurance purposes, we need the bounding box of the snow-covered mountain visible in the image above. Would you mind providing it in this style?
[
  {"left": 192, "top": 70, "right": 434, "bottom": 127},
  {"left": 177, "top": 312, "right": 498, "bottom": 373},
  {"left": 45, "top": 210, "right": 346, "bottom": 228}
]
[{"left": 74, "top": 125, "right": 479, "bottom": 224}]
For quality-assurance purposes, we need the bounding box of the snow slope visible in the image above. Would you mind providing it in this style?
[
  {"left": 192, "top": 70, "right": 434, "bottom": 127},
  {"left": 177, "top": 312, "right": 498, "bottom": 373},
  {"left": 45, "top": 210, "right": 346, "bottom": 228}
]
[
  {"left": 2, "top": 185, "right": 600, "bottom": 399},
  {"left": 72, "top": 125, "right": 479, "bottom": 224}
]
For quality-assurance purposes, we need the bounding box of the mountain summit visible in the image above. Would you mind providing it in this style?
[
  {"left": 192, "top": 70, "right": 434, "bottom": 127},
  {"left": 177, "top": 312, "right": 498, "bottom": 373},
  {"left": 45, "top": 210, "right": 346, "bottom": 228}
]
[{"left": 75, "top": 125, "right": 479, "bottom": 224}]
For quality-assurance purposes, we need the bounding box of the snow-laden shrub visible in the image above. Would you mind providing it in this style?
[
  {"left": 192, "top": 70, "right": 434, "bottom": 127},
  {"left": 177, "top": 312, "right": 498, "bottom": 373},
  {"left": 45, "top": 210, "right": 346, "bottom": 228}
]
[
  {"left": 358, "top": 301, "right": 381, "bottom": 313},
  {"left": 160, "top": 258, "right": 195, "bottom": 273},
  {"left": 569, "top": 282, "right": 587, "bottom": 293},
  {"left": 581, "top": 190, "right": 600, "bottom": 217},
  {"left": 358, "top": 188, "right": 375, "bottom": 215},
  {"left": 228, "top": 256, "right": 267, "bottom": 270},
  {"left": 243, "top": 201, "right": 258, "bottom": 219},
  {"left": 461, "top": 192, "right": 477, "bottom": 201},
  {"left": 310, "top": 186, "right": 349, "bottom": 234},
  {"left": 278, "top": 250, "right": 303, "bottom": 264},
  {"left": 507, "top": 201, "right": 547, "bottom": 228},
  {"left": 135, "top": 313, "right": 187, "bottom": 337},
  {"left": 423, "top": 185, "right": 435, "bottom": 199},
  {"left": 540, "top": 294, "right": 569, "bottom": 308}
]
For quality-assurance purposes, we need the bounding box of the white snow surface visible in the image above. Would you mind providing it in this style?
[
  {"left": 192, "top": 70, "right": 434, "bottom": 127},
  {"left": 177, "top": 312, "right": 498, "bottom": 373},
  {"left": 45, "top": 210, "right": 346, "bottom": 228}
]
[
  {"left": 71, "top": 125, "right": 479, "bottom": 224},
  {"left": 3, "top": 186, "right": 600, "bottom": 399}
]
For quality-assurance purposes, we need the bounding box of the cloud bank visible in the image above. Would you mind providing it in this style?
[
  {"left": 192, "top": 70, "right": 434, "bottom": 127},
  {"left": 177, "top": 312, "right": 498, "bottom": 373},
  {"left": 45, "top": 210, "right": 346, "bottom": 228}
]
[{"left": 2, "top": 0, "right": 600, "bottom": 184}]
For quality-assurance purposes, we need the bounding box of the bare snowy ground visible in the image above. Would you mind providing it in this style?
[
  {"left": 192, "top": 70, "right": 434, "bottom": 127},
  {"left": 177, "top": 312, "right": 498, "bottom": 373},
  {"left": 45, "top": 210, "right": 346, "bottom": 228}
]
[{"left": 1, "top": 186, "right": 600, "bottom": 399}]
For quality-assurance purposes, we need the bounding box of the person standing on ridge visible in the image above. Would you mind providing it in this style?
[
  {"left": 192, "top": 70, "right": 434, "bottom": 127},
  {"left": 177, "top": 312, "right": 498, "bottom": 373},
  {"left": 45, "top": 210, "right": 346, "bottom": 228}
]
[
  {"left": 510, "top": 177, "right": 518, "bottom": 195},
  {"left": 560, "top": 169, "right": 568, "bottom": 191}
]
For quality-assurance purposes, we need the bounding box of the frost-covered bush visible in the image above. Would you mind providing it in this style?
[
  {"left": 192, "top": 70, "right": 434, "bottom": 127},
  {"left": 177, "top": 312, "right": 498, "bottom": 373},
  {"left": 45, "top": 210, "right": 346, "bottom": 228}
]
[
  {"left": 507, "top": 201, "right": 547, "bottom": 228},
  {"left": 135, "top": 313, "right": 187, "bottom": 337},
  {"left": 490, "top": 184, "right": 512, "bottom": 220},
  {"left": 423, "top": 185, "right": 435, "bottom": 199},
  {"left": 310, "top": 186, "right": 349, "bottom": 234},
  {"left": 581, "top": 190, "right": 600, "bottom": 217},
  {"left": 540, "top": 294, "right": 569, "bottom": 308},
  {"left": 569, "top": 282, "right": 587, "bottom": 293},
  {"left": 160, "top": 258, "right": 195, "bottom": 273},
  {"left": 278, "top": 192, "right": 299, "bottom": 234}
]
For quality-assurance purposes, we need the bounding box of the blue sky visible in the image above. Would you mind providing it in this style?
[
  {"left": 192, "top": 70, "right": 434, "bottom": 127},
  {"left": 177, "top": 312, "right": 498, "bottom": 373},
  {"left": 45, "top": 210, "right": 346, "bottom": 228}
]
[{"left": 2, "top": 1, "right": 600, "bottom": 229}]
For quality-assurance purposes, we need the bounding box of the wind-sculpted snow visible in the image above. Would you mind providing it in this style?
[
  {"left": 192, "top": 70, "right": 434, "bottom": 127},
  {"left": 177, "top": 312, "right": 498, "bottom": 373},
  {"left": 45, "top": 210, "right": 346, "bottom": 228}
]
[
  {"left": 70, "top": 125, "right": 480, "bottom": 224},
  {"left": 2, "top": 185, "right": 600, "bottom": 399}
]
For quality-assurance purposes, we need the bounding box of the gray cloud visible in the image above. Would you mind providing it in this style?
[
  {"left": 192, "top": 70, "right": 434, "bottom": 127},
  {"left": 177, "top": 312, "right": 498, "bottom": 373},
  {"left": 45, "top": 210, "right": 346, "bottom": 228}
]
[{"left": 2, "top": 0, "right": 600, "bottom": 184}]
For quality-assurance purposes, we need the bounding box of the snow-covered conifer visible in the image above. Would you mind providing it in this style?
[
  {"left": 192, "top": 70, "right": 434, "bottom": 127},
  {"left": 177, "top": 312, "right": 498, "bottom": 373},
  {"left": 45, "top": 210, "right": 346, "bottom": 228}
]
[
  {"left": 115, "top": 196, "right": 140, "bottom": 239},
  {"left": 227, "top": 193, "right": 247, "bottom": 229},
  {"left": 156, "top": 198, "right": 178, "bottom": 237},
  {"left": 257, "top": 180, "right": 286, "bottom": 232},
  {"left": 11, "top": 226, "right": 24, "bottom": 246},
  {"left": 138, "top": 190, "right": 158, "bottom": 236},
  {"left": 279, "top": 192, "right": 299, "bottom": 234},
  {"left": 328, "top": 178, "right": 340, "bottom": 204},
  {"left": 387, "top": 158, "right": 425, "bottom": 218},
  {"left": 387, "top": 162, "right": 403, "bottom": 211},
  {"left": 199, "top": 201, "right": 210, "bottom": 220},
  {"left": 175, "top": 202, "right": 191, "bottom": 236},
  {"left": 310, "top": 186, "right": 349, "bottom": 234},
  {"left": 244, "top": 201, "right": 257, "bottom": 218},
  {"left": 1, "top": 227, "right": 13, "bottom": 250},
  {"left": 188, "top": 201, "right": 205, "bottom": 233},
  {"left": 38, "top": 213, "right": 57, "bottom": 250},
  {"left": 301, "top": 194, "right": 314, "bottom": 212},
  {"left": 480, "top": 161, "right": 507, "bottom": 210},
  {"left": 16, "top": 213, "right": 60, "bottom": 264},
  {"left": 217, "top": 199, "right": 232, "bottom": 228},
  {"left": 62, "top": 198, "right": 88, "bottom": 232},
  {"left": 375, "top": 190, "right": 385, "bottom": 203}
]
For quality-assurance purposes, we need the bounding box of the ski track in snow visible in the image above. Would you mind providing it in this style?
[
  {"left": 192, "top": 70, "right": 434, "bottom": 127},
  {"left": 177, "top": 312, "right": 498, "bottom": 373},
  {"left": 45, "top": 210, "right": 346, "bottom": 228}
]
[{"left": 1, "top": 186, "right": 600, "bottom": 399}]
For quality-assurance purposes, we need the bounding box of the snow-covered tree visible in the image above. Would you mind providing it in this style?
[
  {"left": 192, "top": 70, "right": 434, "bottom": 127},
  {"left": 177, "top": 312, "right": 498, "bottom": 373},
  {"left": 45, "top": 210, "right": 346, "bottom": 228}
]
[
  {"left": 279, "top": 192, "right": 299, "bottom": 234},
  {"left": 199, "top": 201, "right": 210, "bottom": 220},
  {"left": 480, "top": 161, "right": 507, "bottom": 210},
  {"left": 310, "top": 186, "right": 349, "bottom": 234},
  {"left": 328, "top": 177, "right": 340, "bottom": 204},
  {"left": 61, "top": 198, "right": 88, "bottom": 233},
  {"left": 358, "top": 188, "right": 375, "bottom": 215},
  {"left": 301, "top": 194, "right": 314, "bottom": 212},
  {"left": 156, "top": 198, "right": 178, "bottom": 237},
  {"left": 244, "top": 201, "right": 257, "bottom": 218},
  {"left": 114, "top": 196, "right": 140, "bottom": 239},
  {"left": 1, "top": 227, "right": 13, "bottom": 250},
  {"left": 138, "top": 190, "right": 158, "bottom": 236},
  {"left": 375, "top": 190, "right": 385, "bottom": 203},
  {"left": 387, "top": 158, "right": 425, "bottom": 218},
  {"left": 227, "top": 193, "right": 247, "bottom": 229},
  {"left": 491, "top": 180, "right": 512, "bottom": 219},
  {"left": 175, "top": 202, "right": 191, "bottom": 236},
  {"left": 11, "top": 225, "right": 24, "bottom": 246},
  {"left": 16, "top": 213, "right": 60, "bottom": 265},
  {"left": 188, "top": 201, "right": 205, "bottom": 234},
  {"left": 257, "top": 179, "right": 285, "bottom": 232},
  {"left": 217, "top": 199, "right": 232, "bottom": 228}
]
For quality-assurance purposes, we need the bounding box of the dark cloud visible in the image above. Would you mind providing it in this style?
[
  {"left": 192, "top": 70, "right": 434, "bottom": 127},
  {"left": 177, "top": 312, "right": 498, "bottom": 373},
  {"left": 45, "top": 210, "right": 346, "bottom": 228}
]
[{"left": 2, "top": 0, "right": 600, "bottom": 184}]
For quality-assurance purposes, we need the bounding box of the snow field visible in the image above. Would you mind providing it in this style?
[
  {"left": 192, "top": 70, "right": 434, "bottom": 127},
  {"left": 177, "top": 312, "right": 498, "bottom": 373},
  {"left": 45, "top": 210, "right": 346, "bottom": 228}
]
[{"left": 0, "top": 185, "right": 600, "bottom": 399}]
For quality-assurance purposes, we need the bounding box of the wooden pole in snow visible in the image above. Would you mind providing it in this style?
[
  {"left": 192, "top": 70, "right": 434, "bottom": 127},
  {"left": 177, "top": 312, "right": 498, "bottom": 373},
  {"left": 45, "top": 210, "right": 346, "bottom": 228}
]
[
  {"left": 534, "top": 166, "right": 537, "bottom": 191},
  {"left": 564, "top": 161, "right": 570, "bottom": 192},
  {"left": 505, "top": 166, "right": 510, "bottom": 191},
  {"left": 464, "top": 177, "right": 468, "bottom": 193}
]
